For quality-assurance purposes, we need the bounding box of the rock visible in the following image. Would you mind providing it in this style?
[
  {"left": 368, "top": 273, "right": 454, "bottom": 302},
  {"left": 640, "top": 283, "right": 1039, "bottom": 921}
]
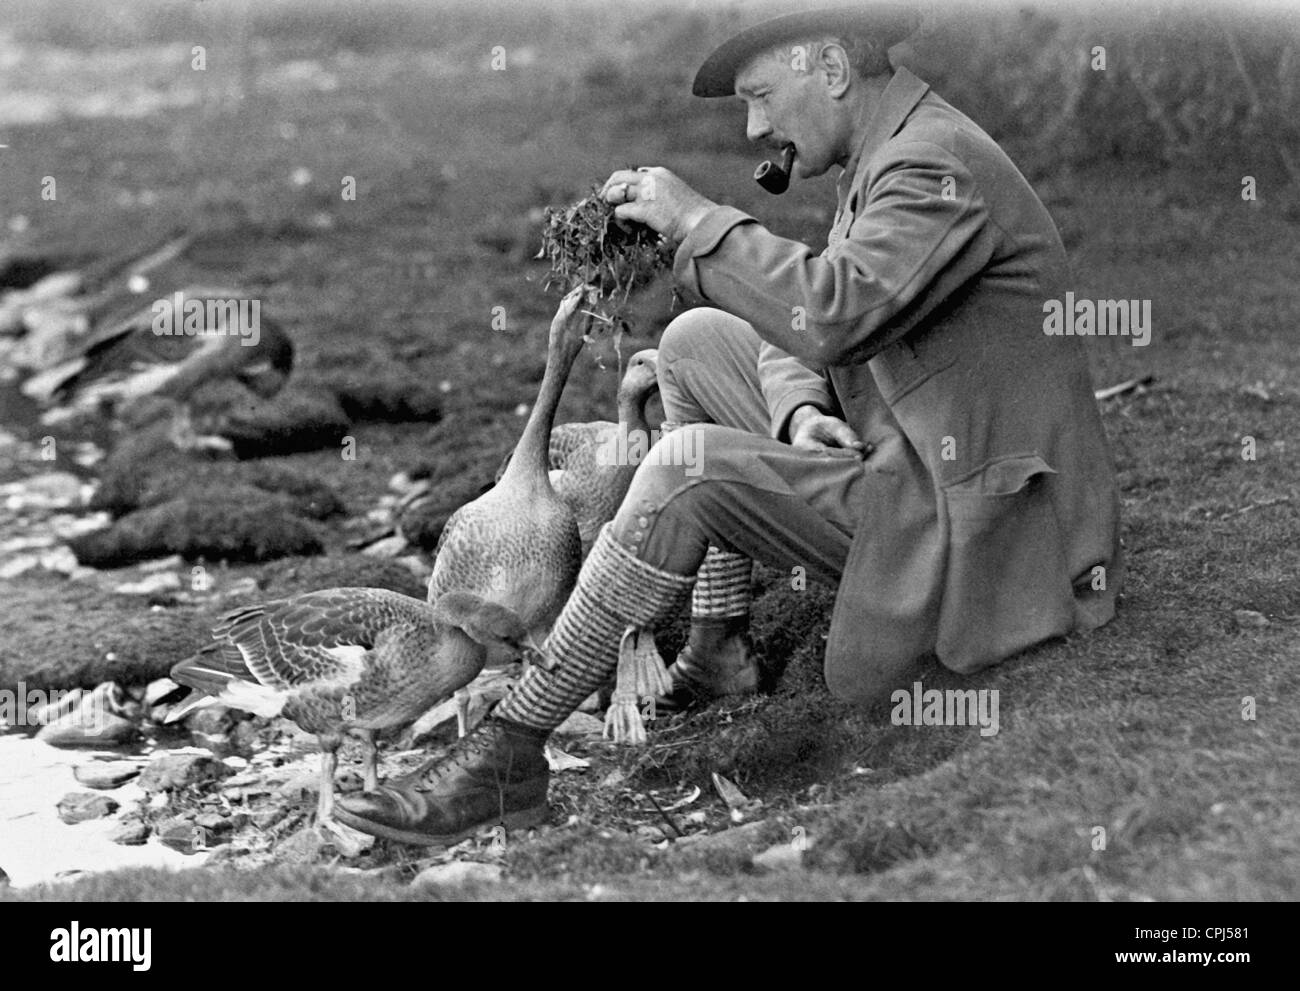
[
  {"left": 277, "top": 824, "right": 326, "bottom": 864},
  {"left": 144, "top": 677, "right": 182, "bottom": 707},
  {"left": 113, "top": 572, "right": 182, "bottom": 596},
  {"left": 38, "top": 711, "right": 137, "bottom": 749},
  {"left": 598, "top": 769, "right": 626, "bottom": 790},
  {"left": 411, "top": 861, "right": 503, "bottom": 889},
  {"left": 361, "top": 534, "right": 409, "bottom": 558},
  {"left": 0, "top": 866, "right": 8, "bottom": 886},
  {"left": 57, "top": 792, "right": 119, "bottom": 824},
  {"left": 29, "top": 688, "right": 85, "bottom": 726},
  {"left": 0, "top": 471, "right": 83, "bottom": 511},
  {"left": 275, "top": 768, "right": 321, "bottom": 799},
  {"left": 138, "top": 753, "right": 229, "bottom": 793},
  {"left": 191, "top": 731, "right": 229, "bottom": 752},
  {"left": 194, "top": 811, "right": 234, "bottom": 835},
  {"left": 73, "top": 760, "right": 142, "bottom": 790},
  {"left": 252, "top": 806, "right": 288, "bottom": 831},
  {"left": 0, "top": 554, "right": 40, "bottom": 579},
  {"left": 156, "top": 818, "right": 207, "bottom": 853},
  {"left": 1234, "top": 609, "right": 1269, "bottom": 629},
  {"left": 186, "top": 704, "right": 234, "bottom": 736},
  {"left": 752, "top": 842, "right": 806, "bottom": 873},
  {"left": 108, "top": 819, "right": 150, "bottom": 846},
  {"left": 677, "top": 820, "right": 770, "bottom": 856}
]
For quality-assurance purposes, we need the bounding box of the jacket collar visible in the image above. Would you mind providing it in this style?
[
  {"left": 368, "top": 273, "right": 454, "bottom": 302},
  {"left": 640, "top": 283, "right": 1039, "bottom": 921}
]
[{"left": 836, "top": 67, "right": 931, "bottom": 209}]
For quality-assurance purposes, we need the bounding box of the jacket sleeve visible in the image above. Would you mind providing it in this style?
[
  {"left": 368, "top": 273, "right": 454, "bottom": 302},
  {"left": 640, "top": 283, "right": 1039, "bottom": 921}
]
[
  {"left": 757, "top": 342, "right": 835, "bottom": 442},
  {"left": 673, "top": 140, "right": 998, "bottom": 368}
]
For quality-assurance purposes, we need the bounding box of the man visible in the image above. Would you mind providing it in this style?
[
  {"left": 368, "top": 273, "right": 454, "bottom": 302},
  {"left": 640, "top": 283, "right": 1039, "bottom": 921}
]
[{"left": 337, "top": 4, "right": 1122, "bottom": 845}]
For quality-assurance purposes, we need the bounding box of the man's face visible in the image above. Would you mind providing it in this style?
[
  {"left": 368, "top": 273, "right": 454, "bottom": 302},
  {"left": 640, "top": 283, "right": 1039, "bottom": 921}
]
[{"left": 734, "top": 43, "right": 842, "bottom": 180}]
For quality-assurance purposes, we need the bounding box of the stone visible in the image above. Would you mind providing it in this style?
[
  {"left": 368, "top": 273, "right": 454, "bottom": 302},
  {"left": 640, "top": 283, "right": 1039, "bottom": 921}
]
[
  {"left": 361, "top": 534, "right": 408, "bottom": 558},
  {"left": 0, "top": 471, "right": 83, "bottom": 511},
  {"left": 57, "top": 792, "right": 119, "bottom": 824},
  {"left": 186, "top": 704, "right": 234, "bottom": 736},
  {"left": 37, "top": 711, "right": 137, "bottom": 749},
  {"left": 113, "top": 572, "right": 182, "bottom": 596},
  {"left": 194, "top": 811, "right": 234, "bottom": 834},
  {"left": 752, "top": 842, "right": 806, "bottom": 873},
  {"left": 411, "top": 861, "right": 503, "bottom": 889},
  {"left": 676, "top": 820, "right": 770, "bottom": 856},
  {"left": 137, "top": 753, "right": 229, "bottom": 792},
  {"left": 73, "top": 760, "right": 142, "bottom": 790},
  {"left": 144, "top": 677, "right": 181, "bottom": 707},
  {"left": 1234, "top": 609, "right": 1269, "bottom": 628},
  {"left": 108, "top": 819, "right": 150, "bottom": 846},
  {"left": 156, "top": 818, "right": 208, "bottom": 853}
]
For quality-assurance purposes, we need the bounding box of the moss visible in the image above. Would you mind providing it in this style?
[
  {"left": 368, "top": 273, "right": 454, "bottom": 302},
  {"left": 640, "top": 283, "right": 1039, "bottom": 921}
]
[
  {"left": 94, "top": 443, "right": 345, "bottom": 520},
  {"left": 0, "top": 574, "right": 214, "bottom": 692},
  {"left": 312, "top": 370, "right": 444, "bottom": 424},
  {"left": 68, "top": 487, "right": 325, "bottom": 567},
  {"left": 253, "top": 554, "right": 426, "bottom": 599}
]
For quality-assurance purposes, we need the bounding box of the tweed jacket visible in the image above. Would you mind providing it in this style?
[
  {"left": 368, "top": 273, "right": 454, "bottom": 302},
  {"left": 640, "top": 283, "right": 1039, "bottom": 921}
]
[{"left": 673, "top": 68, "right": 1122, "bottom": 701}]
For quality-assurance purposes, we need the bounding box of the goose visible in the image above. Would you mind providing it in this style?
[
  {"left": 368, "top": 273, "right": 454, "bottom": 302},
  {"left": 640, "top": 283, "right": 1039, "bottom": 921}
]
[
  {"left": 428, "top": 286, "right": 592, "bottom": 732},
  {"left": 22, "top": 286, "right": 292, "bottom": 451},
  {"left": 497, "top": 348, "right": 659, "bottom": 556},
  {"left": 168, "top": 587, "right": 527, "bottom": 840}
]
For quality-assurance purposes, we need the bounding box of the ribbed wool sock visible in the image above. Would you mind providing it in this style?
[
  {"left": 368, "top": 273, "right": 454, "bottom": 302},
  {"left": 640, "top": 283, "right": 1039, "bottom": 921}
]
[
  {"left": 691, "top": 545, "right": 753, "bottom": 621},
  {"left": 497, "top": 525, "right": 695, "bottom": 733}
]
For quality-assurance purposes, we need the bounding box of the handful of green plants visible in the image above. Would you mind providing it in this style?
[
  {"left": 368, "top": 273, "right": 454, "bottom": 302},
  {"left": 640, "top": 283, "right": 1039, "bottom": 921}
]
[{"left": 537, "top": 184, "right": 674, "bottom": 331}]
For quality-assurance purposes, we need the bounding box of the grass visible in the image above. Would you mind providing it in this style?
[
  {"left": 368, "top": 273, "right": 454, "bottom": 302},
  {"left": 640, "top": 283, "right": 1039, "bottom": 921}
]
[{"left": 1, "top": 1, "right": 1298, "bottom": 901}]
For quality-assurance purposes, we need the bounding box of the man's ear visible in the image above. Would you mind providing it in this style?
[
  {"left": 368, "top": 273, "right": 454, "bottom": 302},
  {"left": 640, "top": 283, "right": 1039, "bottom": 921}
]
[{"left": 818, "top": 41, "right": 853, "bottom": 99}]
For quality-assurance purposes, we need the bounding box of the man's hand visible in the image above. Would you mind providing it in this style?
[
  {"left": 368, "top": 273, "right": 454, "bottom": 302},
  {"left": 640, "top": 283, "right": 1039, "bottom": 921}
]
[
  {"left": 789, "top": 404, "right": 869, "bottom": 459},
  {"left": 601, "top": 167, "right": 717, "bottom": 244}
]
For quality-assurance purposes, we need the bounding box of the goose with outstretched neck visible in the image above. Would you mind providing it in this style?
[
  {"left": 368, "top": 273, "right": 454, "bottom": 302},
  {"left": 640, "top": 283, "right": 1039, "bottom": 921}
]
[{"left": 428, "top": 287, "right": 593, "bottom": 732}]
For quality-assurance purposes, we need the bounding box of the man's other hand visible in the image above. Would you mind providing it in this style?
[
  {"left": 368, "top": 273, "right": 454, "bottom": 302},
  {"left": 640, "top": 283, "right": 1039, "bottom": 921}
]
[
  {"left": 601, "top": 167, "right": 716, "bottom": 244},
  {"left": 789, "top": 405, "right": 869, "bottom": 459}
]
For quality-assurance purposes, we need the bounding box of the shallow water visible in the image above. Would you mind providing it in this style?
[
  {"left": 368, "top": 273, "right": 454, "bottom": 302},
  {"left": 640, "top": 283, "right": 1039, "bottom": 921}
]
[{"left": 0, "top": 735, "right": 204, "bottom": 889}]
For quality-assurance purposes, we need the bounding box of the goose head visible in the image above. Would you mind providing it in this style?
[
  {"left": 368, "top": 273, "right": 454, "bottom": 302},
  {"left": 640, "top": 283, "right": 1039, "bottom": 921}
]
[{"left": 618, "top": 348, "right": 659, "bottom": 404}]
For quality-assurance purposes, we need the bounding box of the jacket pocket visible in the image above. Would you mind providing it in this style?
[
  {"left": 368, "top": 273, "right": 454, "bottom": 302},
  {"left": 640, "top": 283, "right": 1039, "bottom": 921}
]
[{"left": 936, "top": 454, "right": 1076, "bottom": 672}]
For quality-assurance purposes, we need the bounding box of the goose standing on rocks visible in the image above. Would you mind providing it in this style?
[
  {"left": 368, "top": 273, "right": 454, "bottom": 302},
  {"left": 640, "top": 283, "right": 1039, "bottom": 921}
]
[
  {"left": 168, "top": 587, "right": 527, "bottom": 841},
  {"left": 428, "top": 287, "right": 593, "bottom": 732},
  {"left": 499, "top": 348, "right": 660, "bottom": 556}
]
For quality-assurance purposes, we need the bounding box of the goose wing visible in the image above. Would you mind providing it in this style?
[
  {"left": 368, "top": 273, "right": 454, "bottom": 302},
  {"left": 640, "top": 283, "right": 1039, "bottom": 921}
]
[{"left": 210, "top": 587, "right": 427, "bottom": 690}]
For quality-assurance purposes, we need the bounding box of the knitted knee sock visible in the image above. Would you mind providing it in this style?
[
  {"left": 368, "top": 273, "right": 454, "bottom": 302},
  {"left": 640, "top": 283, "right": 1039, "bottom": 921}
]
[
  {"left": 691, "top": 545, "right": 753, "bottom": 622},
  {"left": 497, "top": 525, "right": 695, "bottom": 737}
]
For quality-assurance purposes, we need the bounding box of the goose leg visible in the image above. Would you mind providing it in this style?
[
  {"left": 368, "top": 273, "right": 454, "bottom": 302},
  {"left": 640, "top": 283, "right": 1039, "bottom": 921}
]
[
  {"left": 317, "top": 745, "right": 338, "bottom": 822},
  {"left": 455, "top": 688, "right": 470, "bottom": 739},
  {"left": 360, "top": 730, "right": 379, "bottom": 792}
]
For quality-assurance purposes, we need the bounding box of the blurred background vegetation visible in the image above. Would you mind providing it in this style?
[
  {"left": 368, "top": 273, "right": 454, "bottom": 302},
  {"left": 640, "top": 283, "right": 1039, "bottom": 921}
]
[{"left": 2, "top": 0, "right": 1296, "bottom": 184}]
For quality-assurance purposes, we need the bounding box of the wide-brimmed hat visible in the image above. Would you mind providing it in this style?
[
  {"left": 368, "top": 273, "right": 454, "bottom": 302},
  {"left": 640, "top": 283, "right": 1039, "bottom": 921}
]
[{"left": 692, "top": 3, "right": 919, "bottom": 98}]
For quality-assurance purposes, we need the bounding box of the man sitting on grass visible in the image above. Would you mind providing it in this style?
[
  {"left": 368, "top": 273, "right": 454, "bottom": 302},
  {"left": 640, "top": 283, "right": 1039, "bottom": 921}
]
[{"left": 338, "top": 3, "right": 1122, "bottom": 845}]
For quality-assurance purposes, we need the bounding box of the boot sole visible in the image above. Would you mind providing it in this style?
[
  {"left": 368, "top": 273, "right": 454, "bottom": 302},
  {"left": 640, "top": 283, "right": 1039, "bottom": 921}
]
[{"left": 334, "top": 802, "right": 549, "bottom": 848}]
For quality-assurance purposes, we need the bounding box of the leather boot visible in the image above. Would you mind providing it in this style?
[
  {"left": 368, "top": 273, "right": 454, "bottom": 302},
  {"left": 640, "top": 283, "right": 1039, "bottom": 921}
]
[
  {"left": 335, "top": 713, "right": 550, "bottom": 846},
  {"left": 658, "top": 615, "right": 761, "bottom": 713}
]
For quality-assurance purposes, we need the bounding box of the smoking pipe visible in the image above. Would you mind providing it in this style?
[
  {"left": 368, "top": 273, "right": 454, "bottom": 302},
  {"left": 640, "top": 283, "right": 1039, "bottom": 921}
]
[{"left": 754, "top": 145, "right": 795, "bottom": 194}]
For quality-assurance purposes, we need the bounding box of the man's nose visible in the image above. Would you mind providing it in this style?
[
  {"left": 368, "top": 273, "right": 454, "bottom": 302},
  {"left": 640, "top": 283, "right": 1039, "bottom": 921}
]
[{"left": 746, "top": 103, "right": 772, "bottom": 143}]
